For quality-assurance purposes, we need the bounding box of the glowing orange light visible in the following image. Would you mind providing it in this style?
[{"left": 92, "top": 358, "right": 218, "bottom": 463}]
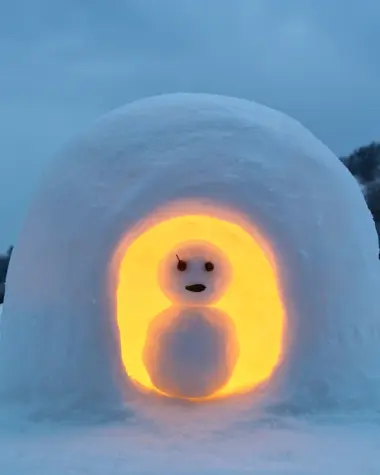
[{"left": 111, "top": 200, "right": 285, "bottom": 400}]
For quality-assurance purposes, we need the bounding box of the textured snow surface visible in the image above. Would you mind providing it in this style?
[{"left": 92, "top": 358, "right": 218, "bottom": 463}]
[
  {"left": 1, "top": 93, "right": 380, "bottom": 417},
  {"left": 1, "top": 416, "right": 380, "bottom": 475}
]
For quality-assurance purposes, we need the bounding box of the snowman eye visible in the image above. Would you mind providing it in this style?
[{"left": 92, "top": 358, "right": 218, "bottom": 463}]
[
  {"left": 204, "top": 261, "right": 214, "bottom": 272},
  {"left": 176, "top": 258, "right": 187, "bottom": 271}
]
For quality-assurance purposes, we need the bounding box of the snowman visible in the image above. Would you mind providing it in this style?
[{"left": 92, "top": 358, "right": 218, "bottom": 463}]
[{"left": 143, "top": 240, "right": 239, "bottom": 399}]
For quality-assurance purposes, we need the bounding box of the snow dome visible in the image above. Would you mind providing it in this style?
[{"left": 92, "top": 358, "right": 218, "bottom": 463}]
[{"left": 1, "top": 93, "right": 380, "bottom": 417}]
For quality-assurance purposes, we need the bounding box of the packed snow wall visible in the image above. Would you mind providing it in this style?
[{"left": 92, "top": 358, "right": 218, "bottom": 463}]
[{"left": 0, "top": 93, "right": 379, "bottom": 418}]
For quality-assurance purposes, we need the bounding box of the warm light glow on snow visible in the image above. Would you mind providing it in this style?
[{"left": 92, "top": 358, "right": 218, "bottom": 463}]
[{"left": 113, "top": 201, "right": 285, "bottom": 400}]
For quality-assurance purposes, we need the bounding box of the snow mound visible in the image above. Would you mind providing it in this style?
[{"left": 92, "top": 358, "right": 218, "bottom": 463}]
[{"left": 0, "top": 93, "right": 379, "bottom": 421}]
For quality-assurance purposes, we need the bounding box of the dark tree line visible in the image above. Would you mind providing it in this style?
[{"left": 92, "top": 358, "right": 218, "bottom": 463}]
[
  {"left": 340, "top": 142, "right": 380, "bottom": 244},
  {"left": 341, "top": 142, "right": 380, "bottom": 185},
  {"left": 0, "top": 246, "right": 13, "bottom": 303},
  {"left": 0, "top": 142, "right": 379, "bottom": 304}
]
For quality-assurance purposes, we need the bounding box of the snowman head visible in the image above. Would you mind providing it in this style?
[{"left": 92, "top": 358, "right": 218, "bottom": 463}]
[{"left": 158, "top": 241, "right": 232, "bottom": 306}]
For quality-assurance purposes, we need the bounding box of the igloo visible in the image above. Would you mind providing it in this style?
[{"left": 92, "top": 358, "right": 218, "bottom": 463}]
[{"left": 1, "top": 93, "right": 380, "bottom": 418}]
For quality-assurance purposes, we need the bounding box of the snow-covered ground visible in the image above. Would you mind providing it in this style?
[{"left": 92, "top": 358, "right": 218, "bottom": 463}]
[{"left": 0, "top": 414, "right": 379, "bottom": 474}]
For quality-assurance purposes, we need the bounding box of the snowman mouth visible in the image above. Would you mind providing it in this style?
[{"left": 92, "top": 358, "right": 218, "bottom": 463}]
[{"left": 185, "top": 284, "right": 206, "bottom": 293}]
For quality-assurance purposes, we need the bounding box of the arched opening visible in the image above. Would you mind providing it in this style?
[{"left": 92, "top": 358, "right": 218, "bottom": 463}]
[{"left": 111, "top": 200, "right": 285, "bottom": 400}]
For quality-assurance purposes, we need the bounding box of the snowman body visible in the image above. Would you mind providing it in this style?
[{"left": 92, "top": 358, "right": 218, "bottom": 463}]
[{"left": 143, "top": 305, "right": 238, "bottom": 399}]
